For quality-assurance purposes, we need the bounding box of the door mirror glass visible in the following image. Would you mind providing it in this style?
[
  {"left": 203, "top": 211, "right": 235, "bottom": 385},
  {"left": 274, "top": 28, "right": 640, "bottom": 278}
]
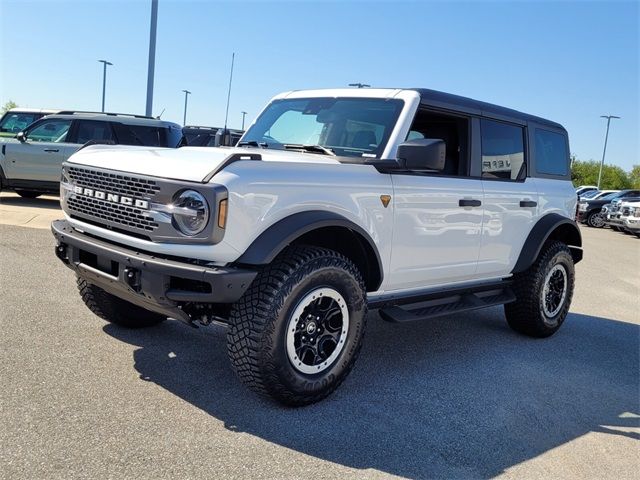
[
  {"left": 16, "top": 131, "right": 26, "bottom": 142},
  {"left": 396, "top": 138, "right": 446, "bottom": 171}
]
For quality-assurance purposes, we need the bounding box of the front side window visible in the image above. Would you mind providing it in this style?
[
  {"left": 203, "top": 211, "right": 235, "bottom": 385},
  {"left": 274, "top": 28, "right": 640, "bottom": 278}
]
[
  {"left": 241, "top": 97, "right": 404, "bottom": 157},
  {"left": 75, "top": 120, "right": 114, "bottom": 144},
  {"left": 27, "top": 119, "right": 72, "bottom": 143},
  {"left": 0, "top": 112, "right": 40, "bottom": 133},
  {"left": 481, "top": 119, "right": 525, "bottom": 180},
  {"left": 535, "top": 129, "right": 568, "bottom": 176}
]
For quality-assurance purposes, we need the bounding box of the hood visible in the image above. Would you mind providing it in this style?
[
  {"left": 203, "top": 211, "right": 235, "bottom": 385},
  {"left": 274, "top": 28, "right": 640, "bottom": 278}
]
[{"left": 67, "top": 144, "right": 342, "bottom": 183}]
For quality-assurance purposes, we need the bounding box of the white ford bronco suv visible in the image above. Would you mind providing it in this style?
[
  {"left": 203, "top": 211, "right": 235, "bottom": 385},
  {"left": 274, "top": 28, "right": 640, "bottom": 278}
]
[{"left": 52, "top": 88, "right": 582, "bottom": 406}]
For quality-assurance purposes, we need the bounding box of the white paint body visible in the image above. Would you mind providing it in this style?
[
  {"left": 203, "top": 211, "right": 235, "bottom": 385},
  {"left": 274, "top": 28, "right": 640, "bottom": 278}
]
[{"left": 64, "top": 88, "right": 577, "bottom": 295}]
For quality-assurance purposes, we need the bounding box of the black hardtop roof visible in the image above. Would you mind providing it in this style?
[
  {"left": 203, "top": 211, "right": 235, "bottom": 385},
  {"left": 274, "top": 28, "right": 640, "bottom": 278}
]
[{"left": 411, "top": 88, "right": 565, "bottom": 131}]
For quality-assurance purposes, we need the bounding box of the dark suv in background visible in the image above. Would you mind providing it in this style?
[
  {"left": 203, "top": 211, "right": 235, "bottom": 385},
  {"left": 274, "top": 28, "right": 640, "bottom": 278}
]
[
  {"left": 577, "top": 189, "right": 640, "bottom": 227},
  {"left": 0, "top": 111, "right": 182, "bottom": 198},
  {"left": 182, "top": 125, "right": 243, "bottom": 147}
]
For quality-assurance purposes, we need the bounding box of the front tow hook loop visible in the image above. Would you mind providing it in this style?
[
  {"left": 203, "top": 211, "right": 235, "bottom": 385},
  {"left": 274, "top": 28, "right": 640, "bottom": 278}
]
[
  {"left": 124, "top": 267, "right": 142, "bottom": 292},
  {"left": 55, "top": 244, "right": 69, "bottom": 264}
]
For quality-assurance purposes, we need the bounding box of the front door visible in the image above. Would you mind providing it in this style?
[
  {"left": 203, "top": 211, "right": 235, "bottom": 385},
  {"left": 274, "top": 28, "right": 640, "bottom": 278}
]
[
  {"left": 388, "top": 175, "right": 484, "bottom": 290},
  {"left": 4, "top": 118, "right": 73, "bottom": 183}
]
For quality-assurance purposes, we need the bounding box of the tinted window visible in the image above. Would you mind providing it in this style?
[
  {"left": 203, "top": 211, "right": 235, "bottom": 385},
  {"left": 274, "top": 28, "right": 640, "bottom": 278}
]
[
  {"left": 75, "top": 120, "right": 114, "bottom": 144},
  {"left": 0, "top": 112, "right": 41, "bottom": 133},
  {"left": 481, "top": 119, "right": 525, "bottom": 180},
  {"left": 112, "top": 123, "right": 182, "bottom": 148},
  {"left": 535, "top": 129, "right": 568, "bottom": 176},
  {"left": 27, "top": 119, "right": 72, "bottom": 143}
]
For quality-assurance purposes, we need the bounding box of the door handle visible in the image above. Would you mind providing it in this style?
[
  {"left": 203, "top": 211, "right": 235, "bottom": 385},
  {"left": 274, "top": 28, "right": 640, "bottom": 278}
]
[
  {"left": 459, "top": 199, "right": 481, "bottom": 207},
  {"left": 44, "top": 148, "right": 59, "bottom": 153},
  {"left": 519, "top": 200, "right": 537, "bottom": 208}
]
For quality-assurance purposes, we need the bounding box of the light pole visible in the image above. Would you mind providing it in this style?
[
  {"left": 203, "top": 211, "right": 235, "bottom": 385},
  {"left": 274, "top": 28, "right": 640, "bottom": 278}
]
[
  {"left": 349, "top": 83, "right": 370, "bottom": 88},
  {"left": 241, "top": 111, "right": 247, "bottom": 130},
  {"left": 597, "top": 115, "right": 620, "bottom": 189},
  {"left": 98, "top": 60, "right": 113, "bottom": 112},
  {"left": 145, "top": 0, "right": 158, "bottom": 116},
  {"left": 181, "top": 90, "right": 191, "bottom": 126}
]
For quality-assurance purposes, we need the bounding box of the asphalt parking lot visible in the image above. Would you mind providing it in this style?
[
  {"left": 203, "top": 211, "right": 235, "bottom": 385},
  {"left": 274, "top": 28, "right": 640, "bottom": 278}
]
[{"left": 1, "top": 195, "right": 638, "bottom": 479}]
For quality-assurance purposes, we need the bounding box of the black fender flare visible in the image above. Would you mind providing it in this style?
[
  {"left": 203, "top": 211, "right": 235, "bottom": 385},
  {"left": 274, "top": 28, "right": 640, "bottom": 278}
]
[
  {"left": 512, "top": 213, "right": 583, "bottom": 273},
  {"left": 235, "top": 210, "right": 384, "bottom": 288}
]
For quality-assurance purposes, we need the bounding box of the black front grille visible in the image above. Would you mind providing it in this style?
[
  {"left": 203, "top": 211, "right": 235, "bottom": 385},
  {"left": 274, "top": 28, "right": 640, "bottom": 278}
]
[
  {"left": 68, "top": 166, "right": 161, "bottom": 198},
  {"left": 67, "top": 195, "right": 159, "bottom": 232},
  {"left": 622, "top": 207, "right": 631, "bottom": 216}
]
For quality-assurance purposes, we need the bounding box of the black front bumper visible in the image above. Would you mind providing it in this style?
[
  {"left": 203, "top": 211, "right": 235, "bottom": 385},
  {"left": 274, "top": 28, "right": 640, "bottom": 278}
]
[{"left": 52, "top": 220, "right": 257, "bottom": 322}]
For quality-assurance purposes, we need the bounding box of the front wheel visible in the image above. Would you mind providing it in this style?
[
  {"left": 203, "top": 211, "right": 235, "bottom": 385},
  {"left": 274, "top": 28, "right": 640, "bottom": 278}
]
[
  {"left": 587, "top": 211, "right": 605, "bottom": 228},
  {"left": 505, "top": 241, "right": 575, "bottom": 338},
  {"left": 77, "top": 277, "right": 166, "bottom": 328},
  {"left": 227, "top": 245, "right": 367, "bottom": 406}
]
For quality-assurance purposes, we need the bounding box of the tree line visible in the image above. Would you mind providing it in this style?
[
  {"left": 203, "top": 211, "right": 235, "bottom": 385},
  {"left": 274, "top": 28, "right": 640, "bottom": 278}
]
[{"left": 572, "top": 159, "right": 640, "bottom": 189}]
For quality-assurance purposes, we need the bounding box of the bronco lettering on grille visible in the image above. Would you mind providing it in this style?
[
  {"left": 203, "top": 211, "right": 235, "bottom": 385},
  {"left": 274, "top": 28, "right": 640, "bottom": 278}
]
[{"left": 73, "top": 185, "right": 149, "bottom": 210}]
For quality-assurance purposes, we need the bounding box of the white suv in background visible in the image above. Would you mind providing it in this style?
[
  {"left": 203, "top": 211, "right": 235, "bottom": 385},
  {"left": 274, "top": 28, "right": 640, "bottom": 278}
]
[{"left": 52, "top": 88, "right": 582, "bottom": 405}]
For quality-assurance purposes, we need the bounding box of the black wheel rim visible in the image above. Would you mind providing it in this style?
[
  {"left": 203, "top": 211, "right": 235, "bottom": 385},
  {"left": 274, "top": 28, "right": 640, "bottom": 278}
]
[
  {"left": 542, "top": 264, "right": 568, "bottom": 318},
  {"left": 286, "top": 287, "right": 348, "bottom": 374}
]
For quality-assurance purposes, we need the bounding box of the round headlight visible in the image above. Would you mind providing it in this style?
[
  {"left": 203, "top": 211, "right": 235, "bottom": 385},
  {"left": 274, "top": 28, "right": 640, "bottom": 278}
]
[{"left": 172, "top": 190, "right": 209, "bottom": 236}]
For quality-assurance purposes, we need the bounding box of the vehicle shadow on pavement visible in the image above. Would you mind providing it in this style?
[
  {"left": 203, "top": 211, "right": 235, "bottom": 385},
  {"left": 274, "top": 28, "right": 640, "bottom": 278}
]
[
  {"left": 104, "top": 309, "right": 640, "bottom": 478},
  {"left": 0, "top": 194, "right": 60, "bottom": 210}
]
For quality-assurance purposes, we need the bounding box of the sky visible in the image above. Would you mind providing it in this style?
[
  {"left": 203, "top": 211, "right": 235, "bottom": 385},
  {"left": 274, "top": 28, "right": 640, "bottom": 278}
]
[{"left": 0, "top": 0, "right": 638, "bottom": 169}]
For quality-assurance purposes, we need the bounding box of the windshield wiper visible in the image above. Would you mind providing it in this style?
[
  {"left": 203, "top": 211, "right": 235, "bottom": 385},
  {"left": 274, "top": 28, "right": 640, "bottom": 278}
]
[
  {"left": 237, "top": 140, "right": 268, "bottom": 148},
  {"left": 283, "top": 144, "right": 335, "bottom": 156}
]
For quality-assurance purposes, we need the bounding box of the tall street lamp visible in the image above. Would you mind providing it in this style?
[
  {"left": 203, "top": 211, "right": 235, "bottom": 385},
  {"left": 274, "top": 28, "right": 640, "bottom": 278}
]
[
  {"left": 145, "top": 0, "right": 159, "bottom": 116},
  {"left": 98, "top": 60, "right": 113, "bottom": 112},
  {"left": 597, "top": 115, "right": 620, "bottom": 189},
  {"left": 241, "top": 111, "right": 247, "bottom": 130},
  {"left": 182, "top": 90, "right": 191, "bottom": 126}
]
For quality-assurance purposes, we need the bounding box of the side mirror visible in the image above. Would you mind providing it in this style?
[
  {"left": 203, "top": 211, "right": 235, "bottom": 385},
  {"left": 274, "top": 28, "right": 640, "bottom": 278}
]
[
  {"left": 16, "top": 131, "right": 27, "bottom": 143},
  {"left": 396, "top": 138, "right": 446, "bottom": 171}
]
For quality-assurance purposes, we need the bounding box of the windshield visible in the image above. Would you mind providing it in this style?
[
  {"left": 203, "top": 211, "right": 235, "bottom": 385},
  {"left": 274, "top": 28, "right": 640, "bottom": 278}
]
[
  {"left": 241, "top": 97, "right": 404, "bottom": 158},
  {"left": 581, "top": 190, "right": 600, "bottom": 198},
  {"left": 600, "top": 192, "right": 621, "bottom": 200},
  {"left": 0, "top": 112, "right": 41, "bottom": 133}
]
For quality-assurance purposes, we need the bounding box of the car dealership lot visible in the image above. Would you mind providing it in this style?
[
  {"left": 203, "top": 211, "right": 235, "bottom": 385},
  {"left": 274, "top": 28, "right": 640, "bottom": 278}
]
[{"left": 0, "top": 202, "right": 638, "bottom": 479}]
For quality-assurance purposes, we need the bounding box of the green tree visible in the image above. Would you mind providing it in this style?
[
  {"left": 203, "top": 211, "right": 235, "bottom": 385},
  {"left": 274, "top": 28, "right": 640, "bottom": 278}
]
[
  {"left": 1, "top": 100, "right": 18, "bottom": 114},
  {"left": 629, "top": 165, "right": 640, "bottom": 189},
  {"left": 571, "top": 160, "right": 631, "bottom": 190}
]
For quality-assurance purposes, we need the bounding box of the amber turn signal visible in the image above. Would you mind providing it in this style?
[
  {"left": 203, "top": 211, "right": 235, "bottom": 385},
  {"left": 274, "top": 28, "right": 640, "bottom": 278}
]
[{"left": 217, "top": 199, "right": 228, "bottom": 228}]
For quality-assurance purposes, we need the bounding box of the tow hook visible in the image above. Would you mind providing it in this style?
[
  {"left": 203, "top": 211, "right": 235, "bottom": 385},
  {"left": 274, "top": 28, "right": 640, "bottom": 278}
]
[
  {"left": 124, "top": 267, "right": 141, "bottom": 292},
  {"left": 55, "top": 244, "right": 69, "bottom": 264}
]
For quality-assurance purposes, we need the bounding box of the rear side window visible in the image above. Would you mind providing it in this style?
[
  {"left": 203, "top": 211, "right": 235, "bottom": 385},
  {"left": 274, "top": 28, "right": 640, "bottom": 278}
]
[
  {"left": 481, "top": 119, "right": 525, "bottom": 180},
  {"left": 112, "top": 123, "right": 182, "bottom": 148},
  {"left": 75, "top": 120, "right": 114, "bottom": 144},
  {"left": 535, "top": 129, "right": 568, "bottom": 176}
]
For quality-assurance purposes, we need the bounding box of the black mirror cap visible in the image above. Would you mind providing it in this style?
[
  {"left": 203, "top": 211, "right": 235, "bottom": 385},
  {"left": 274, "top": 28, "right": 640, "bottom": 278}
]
[
  {"left": 397, "top": 138, "right": 446, "bottom": 171},
  {"left": 16, "top": 131, "right": 26, "bottom": 142}
]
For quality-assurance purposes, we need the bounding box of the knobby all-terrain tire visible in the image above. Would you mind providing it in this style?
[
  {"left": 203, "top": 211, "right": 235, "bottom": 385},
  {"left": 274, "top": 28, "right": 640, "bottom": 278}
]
[
  {"left": 17, "top": 190, "right": 41, "bottom": 199},
  {"left": 227, "top": 245, "right": 367, "bottom": 407},
  {"left": 77, "top": 277, "right": 166, "bottom": 328},
  {"left": 505, "top": 241, "right": 575, "bottom": 338}
]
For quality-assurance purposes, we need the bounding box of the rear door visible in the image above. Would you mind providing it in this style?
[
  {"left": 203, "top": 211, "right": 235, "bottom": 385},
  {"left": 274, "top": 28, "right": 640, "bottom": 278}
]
[
  {"left": 3, "top": 118, "right": 73, "bottom": 182},
  {"left": 477, "top": 118, "right": 539, "bottom": 278}
]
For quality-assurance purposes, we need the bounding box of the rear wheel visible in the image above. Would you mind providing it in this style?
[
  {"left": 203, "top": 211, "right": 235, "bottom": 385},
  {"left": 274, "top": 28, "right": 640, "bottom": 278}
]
[
  {"left": 16, "top": 190, "right": 41, "bottom": 199},
  {"left": 227, "top": 245, "right": 367, "bottom": 406},
  {"left": 505, "top": 241, "right": 575, "bottom": 338},
  {"left": 586, "top": 211, "right": 605, "bottom": 228},
  {"left": 77, "top": 277, "right": 166, "bottom": 328}
]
